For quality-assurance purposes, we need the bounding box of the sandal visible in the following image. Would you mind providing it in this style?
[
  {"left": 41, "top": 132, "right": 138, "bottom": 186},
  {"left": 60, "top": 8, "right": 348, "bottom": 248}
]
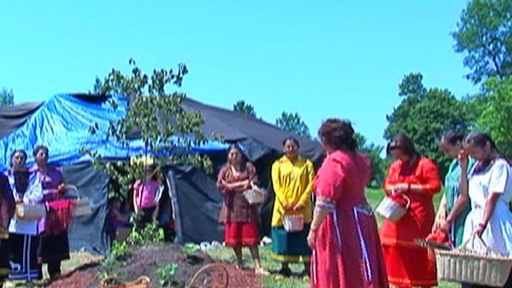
[{"left": 255, "top": 267, "right": 270, "bottom": 276}]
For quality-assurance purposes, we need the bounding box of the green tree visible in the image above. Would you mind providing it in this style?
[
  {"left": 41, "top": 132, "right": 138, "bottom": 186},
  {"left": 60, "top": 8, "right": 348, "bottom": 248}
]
[
  {"left": 233, "top": 100, "right": 257, "bottom": 117},
  {"left": 86, "top": 59, "right": 212, "bottom": 199},
  {"left": 355, "top": 133, "right": 386, "bottom": 187},
  {"left": 384, "top": 73, "right": 472, "bottom": 175},
  {"left": 0, "top": 88, "right": 14, "bottom": 106},
  {"left": 452, "top": 0, "right": 512, "bottom": 84},
  {"left": 474, "top": 76, "right": 512, "bottom": 157},
  {"left": 275, "top": 112, "right": 311, "bottom": 138}
]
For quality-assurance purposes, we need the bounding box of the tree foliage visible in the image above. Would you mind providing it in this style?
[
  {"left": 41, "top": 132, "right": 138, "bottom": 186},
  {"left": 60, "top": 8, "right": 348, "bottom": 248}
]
[
  {"left": 86, "top": 59, "right": 212, "bottom": 198},
  {"left": 452, "top": 0, "right": 512, "bottom": 84},
  {"left": 384, "top": 73, "right": 472, "bottom": 176},
  {"left": 0, "top": 88, "right": 14, "bottom": 107},
  {"left": 355, "top": 133, "right": 387, "bottom": 187},
  {"left": 275, "top": 112, "right": 311, "bottom": 138},
  {"left": 233, "top": 100, "right": 257, "bottom": 117},
  {"left": 474, "top": 76, "right": 512, "bottom": 157}
]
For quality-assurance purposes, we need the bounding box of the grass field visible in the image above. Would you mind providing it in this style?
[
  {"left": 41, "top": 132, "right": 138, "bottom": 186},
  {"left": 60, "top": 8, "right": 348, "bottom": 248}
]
[{"left": 208, "top": 188, "right": 460, "bottom": 288}]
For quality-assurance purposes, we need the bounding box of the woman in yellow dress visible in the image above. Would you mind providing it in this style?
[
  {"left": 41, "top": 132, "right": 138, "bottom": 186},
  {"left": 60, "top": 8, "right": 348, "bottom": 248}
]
[{"left": 271, "top": 137, "right": 315, "bottom": 276}]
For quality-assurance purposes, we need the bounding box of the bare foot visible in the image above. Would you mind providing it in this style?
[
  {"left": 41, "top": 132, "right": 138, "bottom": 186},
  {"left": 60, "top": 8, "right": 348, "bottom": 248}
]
[{"left": 254, "top": 267, "right": 270, "bottom": 276}]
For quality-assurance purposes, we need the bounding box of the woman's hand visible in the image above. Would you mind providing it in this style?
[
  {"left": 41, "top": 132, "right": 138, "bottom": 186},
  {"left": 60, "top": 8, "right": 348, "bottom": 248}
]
[
  {"left": 439, "top": 220, "right": 451, "bottom": 233},
  {"left": 284, "top": 203, "right": 294, "bottom": 210},
  {"left": 57, "top": 183, "right": 66, "bottom": 195},
  {"left": 293, "top": 204, "right": 304, "bottom": 211},
  {"left": 392, "top": 183, "right": 409, "bottom": 194},
  {"left": 473, "top": 223, "right": 486, "bottom": 237},
  {"left": 307, "top": 230, "right": 317, "bottom": 249}
]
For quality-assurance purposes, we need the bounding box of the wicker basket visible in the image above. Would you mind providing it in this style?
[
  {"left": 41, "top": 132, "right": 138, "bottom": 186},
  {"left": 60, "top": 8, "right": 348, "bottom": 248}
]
[
  {"left": 435, "top": 236, "right": 512, "bottom": 286},
  {"left": 375, "top": 194, "right": 410, "bottom": 223},
  {"left": 243, "top": 188, "right": 265, "bottom": 205},
  {"left": 66, "top": 185, "right": 92, "bottom": 217},
  {"left": 15, "top": 203, "right": 46, "bottom": 221},
  {"left": 100, "top": 275, "right": 150, "bottom": 288},
  {"left": 283, "top": 214, "right": 304, "bottom": 232}
]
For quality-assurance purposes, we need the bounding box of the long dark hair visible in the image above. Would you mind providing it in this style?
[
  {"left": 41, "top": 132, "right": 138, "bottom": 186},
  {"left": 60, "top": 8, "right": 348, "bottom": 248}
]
[
  {"left": 225, "top": 144, "right": 248, "bottom": 169},
  {"left": 464, "top": 132, "right": 503, "bottom": 175},
  {"left": 10, "top": 149, "right": 28, "bottom": 168},
  {"left": 318, "top": 119, "right": 358, "bottom": 152},
  {"left": 282, "top": 137, "right": 300, "bottom": 148},
  {"left": 440, "top": 131, "right": 464, "bottom": 146},
  {"left": 33, "top": 145, "right": 49, "bottom": 158},
  {"left": 10, "top": 150, "right": 29, "bottom": 194},
  {"left": 387, "top": 134, "right": 419, "bottom": 158},
  {"left": 464, "top": 132, "right": 499, "bottom": 151}
]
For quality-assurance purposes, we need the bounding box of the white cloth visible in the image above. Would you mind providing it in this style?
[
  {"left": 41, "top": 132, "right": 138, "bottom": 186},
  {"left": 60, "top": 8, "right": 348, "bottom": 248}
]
[
  {"left": 6, "top": 171, "right": 43, "bottom": 236},
  {"left": 463, "top": 159, "right": 512, "bottom": 256}
]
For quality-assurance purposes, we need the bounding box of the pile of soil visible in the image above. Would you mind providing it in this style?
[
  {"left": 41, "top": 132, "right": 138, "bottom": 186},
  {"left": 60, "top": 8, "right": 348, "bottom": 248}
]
[{"left": 47, "top": 243, "right": 261, "bottom": 288}]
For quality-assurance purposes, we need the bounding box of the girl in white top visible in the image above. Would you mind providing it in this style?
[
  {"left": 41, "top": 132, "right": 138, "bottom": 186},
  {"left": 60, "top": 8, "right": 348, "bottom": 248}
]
[
  {"left": 6, "top": 150, "right": 43, "bottom": 281},
  {"left": 459, "top": 132, "right": 512, "bottom": 288}
]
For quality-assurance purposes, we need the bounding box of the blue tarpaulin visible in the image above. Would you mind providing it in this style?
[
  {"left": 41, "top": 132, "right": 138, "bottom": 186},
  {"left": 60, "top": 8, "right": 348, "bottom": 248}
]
[{"left": 0, "top": 94, "right": 227, "bottom": 170}]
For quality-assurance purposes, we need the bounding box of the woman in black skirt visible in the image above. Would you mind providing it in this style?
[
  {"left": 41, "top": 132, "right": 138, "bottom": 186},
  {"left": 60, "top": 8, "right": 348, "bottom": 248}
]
[
  {"left": 6, "top": 149, "right": 43, "bottom": 281},
  {"left": 31, "top": 145, "right": 69, "bottom": 279}
]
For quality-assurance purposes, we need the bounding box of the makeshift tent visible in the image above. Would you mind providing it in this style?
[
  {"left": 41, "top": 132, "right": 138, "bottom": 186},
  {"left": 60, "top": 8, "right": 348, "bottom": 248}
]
[{"left": 0, "top": 94, "right": 323, "bottom": 254}]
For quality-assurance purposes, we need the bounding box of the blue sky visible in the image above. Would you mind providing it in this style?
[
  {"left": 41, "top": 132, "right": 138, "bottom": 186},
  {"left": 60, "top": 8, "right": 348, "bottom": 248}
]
[{"left": 0, "top": 1, "right": 477, "bottom": 147}]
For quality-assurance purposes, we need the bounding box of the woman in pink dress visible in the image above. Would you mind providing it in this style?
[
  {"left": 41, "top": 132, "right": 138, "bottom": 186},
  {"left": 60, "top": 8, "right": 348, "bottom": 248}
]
[{"left": 307, "top": 119, "right": 388, "bottom": 288}]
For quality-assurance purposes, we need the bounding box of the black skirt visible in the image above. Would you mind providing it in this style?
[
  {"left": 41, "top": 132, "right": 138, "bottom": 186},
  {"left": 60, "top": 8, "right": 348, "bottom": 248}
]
[
  {"left": 8, "top": 233, "right": 41, "bottom": 281},
  {"left": 38, "top": 232, "right": 70, "bottom": 263},
  {"left": 0, "top": 237, "right": 9, "bottom": 282}
]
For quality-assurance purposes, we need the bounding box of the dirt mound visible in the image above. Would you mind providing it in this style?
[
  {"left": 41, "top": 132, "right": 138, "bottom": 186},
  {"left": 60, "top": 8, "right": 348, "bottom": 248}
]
[
  {"left": 187, "top": 263, "right": 261, "bottom": 288},
  {"left": 47, "top": 243, "right": 261, "bottom": 288}
]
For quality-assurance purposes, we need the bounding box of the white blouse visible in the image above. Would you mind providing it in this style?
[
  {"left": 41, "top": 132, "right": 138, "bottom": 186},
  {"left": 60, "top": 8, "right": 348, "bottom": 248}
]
[
  {"left": 6, "top": 171, "right": 43, "bottom": 235},
  {"left": 463, "top": 159, "right": 512, "bottom": 256}
]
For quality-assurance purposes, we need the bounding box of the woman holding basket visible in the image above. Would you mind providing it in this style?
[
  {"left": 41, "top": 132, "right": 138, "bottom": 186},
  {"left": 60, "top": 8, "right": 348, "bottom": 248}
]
[
  {"left": 380, "top": 134, "right": 441, "bottom": 288},
  {"left": 31, "top": 145, "right": 69, "bottom": 280},
  {"left": 6, "top": 149, "right": 44, "bottom": 281},
  {"left": 433, "top": 131, "right": 475, "bottom": 247},
  {"left": 457, "top": 132, "right": 512, "bottom": 287},
  {"left": 270, "top": 137, "right": 314, "bottom": 277},
  {"left": 216, "top": 144, "right": 268, "bottom": 275}
]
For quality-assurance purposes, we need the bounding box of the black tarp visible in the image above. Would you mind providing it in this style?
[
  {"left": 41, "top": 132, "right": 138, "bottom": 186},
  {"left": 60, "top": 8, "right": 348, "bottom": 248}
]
[
  {"left": 0, "top": 101, "right": 44, "bottom": 139},
  {"left": 62, "top": 163, "right": 111, "bottom": 254},
  {"left": 182, "top": 98, "right": 324, "bottom": 162},
  {"left": 0, "top": 94, "right": 325, "bottom": 252}
]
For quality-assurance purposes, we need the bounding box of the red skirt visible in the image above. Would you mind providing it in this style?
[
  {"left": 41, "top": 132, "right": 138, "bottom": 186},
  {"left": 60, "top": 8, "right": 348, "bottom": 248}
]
[{"left": 224, "top": 222, "right": 259, "bottom": 247}]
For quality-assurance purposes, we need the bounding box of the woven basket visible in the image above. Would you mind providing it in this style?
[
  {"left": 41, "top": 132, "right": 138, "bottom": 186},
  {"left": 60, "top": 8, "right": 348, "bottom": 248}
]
[
  {"left": 66, "top": 185, "right": 92, "bottom": 217},
  {"left": 375, "top": 194, "right": 410, "bottom": 223},
  {"left": 243, "top": 189, "right": 265, "bottom": 205},
  {"left": 435, "top": 236, "right": 512, "bottom": 286},
  {"left": 283, "top": 214, "right": 304, "bottom": 232},
  {"left": 73, "top": 197, "right": 92, "bottom": 216},
  {"left": 15, "top": 203, "right": 46, "bottom": 221},
  {"left": 100, "top": 275, "right": 150, "bottom": 288}
]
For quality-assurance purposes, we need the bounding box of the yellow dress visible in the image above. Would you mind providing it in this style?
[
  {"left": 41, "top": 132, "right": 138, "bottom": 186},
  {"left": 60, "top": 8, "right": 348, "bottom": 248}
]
[{"left": 270, "top": 155, "right": 314, "bottom": 262}]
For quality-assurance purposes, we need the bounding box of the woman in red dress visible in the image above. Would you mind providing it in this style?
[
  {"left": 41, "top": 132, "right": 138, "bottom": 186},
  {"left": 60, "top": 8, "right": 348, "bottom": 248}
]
[
  {"left": 307, "top": 119, "right": 388, "bottom": 288},
  {"left": 217, "top": 144, "right": 269, "bottom": 275},
  {"left": 381, "top": 134, "right": 441, "bottom": 288}
]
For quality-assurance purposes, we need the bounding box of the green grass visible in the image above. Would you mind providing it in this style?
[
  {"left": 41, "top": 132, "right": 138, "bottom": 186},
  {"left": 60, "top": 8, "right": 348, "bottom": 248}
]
[{"left": 207, "top": 188, "right": 459, "bottom": 288}]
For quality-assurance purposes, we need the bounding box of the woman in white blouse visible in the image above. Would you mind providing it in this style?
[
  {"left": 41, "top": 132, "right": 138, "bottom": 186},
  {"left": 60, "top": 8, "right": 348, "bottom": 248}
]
[
  {"left": 6, "top": 150, "right": 43, "bottom": 281},
  {"left": 457, "top": 132, "right": 512, "bottom": 288}
]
